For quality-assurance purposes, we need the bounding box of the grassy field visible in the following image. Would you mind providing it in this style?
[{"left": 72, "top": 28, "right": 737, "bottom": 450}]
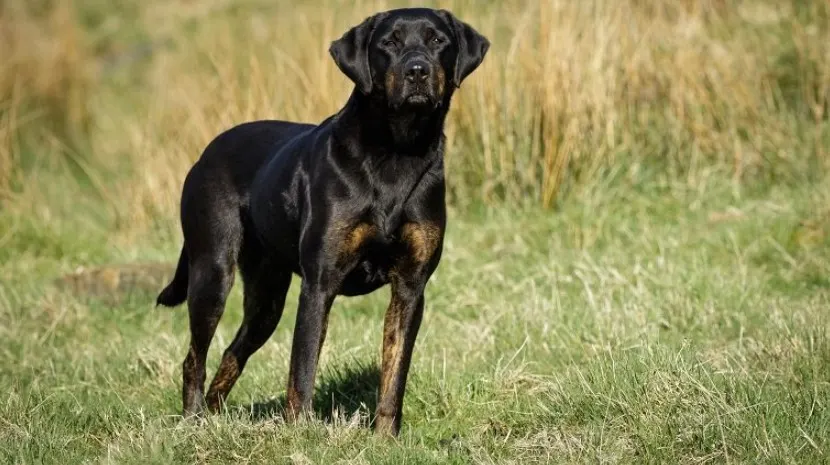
[
  {"left": 2, "top": 0, "right": 830, "bottom": 463},
  {"left": 2, "top": 180, "right": 829, "bottom": 463}
]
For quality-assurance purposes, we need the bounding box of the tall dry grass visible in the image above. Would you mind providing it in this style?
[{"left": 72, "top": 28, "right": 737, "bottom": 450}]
[
  {"left": 1, "top": 0, "right": 828, "bottom": 235},
  {"left": 0, "top": 1, "right": 93, "bottom": 197}
]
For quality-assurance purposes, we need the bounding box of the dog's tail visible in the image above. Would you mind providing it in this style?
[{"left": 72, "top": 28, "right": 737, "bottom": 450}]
[{"left": 156, "top": 245, "right": 188, "bottom": 307}]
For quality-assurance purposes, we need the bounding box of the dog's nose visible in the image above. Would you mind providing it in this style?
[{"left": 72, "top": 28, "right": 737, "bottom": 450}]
[{"left": 404, "top": 61, "right": 430, "bottom": 83}]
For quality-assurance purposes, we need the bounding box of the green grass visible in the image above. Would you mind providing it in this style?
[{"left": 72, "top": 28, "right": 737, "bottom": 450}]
[{"left": 2, "top": 177, "right": 828, "bottom": 464}]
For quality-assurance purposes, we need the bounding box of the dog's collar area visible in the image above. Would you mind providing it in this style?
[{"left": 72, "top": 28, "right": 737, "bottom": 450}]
[{"left": 334, "top": 90, "right": 447, "bottom": 151}]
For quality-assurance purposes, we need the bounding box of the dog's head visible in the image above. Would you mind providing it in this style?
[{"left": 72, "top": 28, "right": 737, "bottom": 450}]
[{"left": 329, "top": 8, "right": 489, "bottom": 110}]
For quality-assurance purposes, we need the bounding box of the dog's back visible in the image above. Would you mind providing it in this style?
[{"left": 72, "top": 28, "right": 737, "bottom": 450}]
[
  {"left": 156, "top": 119, "right": 314, "bottom": 308},
  {"left": 186, "top": 120, "right": 315, "bottom": 202}
]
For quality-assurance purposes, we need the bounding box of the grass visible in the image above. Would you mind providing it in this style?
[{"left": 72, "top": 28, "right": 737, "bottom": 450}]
[
  {"left": 1, "top": 0, "right": 830, "bottom": 463},
  {"left": 2, "top": 179, "right": 829, "bottom": 463}
]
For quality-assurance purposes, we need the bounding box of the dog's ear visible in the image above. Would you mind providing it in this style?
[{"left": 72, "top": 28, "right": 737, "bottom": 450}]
[
  {"left": 438, "top": 10, "right": 490, "bottom": 87},
  {"left": 329, "top": 13, "right": 385, "bottom": 95}
]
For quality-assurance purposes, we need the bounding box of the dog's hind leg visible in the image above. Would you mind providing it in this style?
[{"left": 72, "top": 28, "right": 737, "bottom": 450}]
[
  {"left": 206, "top": 243, "right": 292, "bottom": 412},
  {"left": 180, "top": 203, "right": 241, "bottom": 417},
  {"left": 181, "top": 255, "right": 236, "bottom": 417}
]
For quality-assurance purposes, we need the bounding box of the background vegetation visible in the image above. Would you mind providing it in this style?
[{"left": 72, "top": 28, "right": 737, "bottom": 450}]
[{"left": 1, "top": 0, "right": 828, "bottom": 463}]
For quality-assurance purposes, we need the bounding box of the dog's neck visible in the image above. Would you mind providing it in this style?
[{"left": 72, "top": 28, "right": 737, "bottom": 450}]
[{"left": 334, "top": 89, "right": 452, "bottom": 156}]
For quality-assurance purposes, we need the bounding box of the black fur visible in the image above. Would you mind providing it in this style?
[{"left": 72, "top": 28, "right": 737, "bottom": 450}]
[{"left": 157, "top": 8, "right": 488, "bottom": 436}]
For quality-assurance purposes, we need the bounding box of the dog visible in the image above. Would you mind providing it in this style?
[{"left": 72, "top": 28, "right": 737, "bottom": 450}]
[{"left": 156, "top": 7, "right": 489, "bottom": 436}]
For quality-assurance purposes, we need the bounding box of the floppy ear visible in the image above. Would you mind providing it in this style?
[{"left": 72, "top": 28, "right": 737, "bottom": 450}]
[
  {"left": 329, "top": 14, "right": 385, "bottom": 95},
  {"left": 438, "top": 10, "right": 490, "bottom": 87}
]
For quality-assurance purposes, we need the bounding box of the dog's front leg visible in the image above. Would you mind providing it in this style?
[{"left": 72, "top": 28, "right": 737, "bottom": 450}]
[
  {"left": 375, "top": 277, "right": 426, "bottom": 436},
  {"left": 285, "top": 280, "right": 335, "bottom": 422}
]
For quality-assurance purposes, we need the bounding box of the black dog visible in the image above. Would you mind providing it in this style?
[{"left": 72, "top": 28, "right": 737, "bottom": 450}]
[{"left": 156, "top": 7, "right": 488, "bottom": 436}]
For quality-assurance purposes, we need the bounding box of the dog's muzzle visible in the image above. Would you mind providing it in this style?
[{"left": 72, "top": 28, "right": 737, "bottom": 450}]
[{"left": 395, "top": 55, "right": 440, "bottom": 107}]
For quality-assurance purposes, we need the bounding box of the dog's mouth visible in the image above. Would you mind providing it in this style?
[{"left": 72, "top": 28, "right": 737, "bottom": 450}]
[
  {"left": 387, "top": 75, "right": 441, "bottom": 110},
  {"left": 405, "top": 93, "right": 432, "bottom": 105},
  {"left": 389, "top": 91, "right": 436, "bottom": 111}
]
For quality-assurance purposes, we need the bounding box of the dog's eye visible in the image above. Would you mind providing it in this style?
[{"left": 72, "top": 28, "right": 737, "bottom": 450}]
[
  {"left": 382, "top": 40, "right": 397, "bottom": 49},
  {"left": 431, "top": 36, "right": 444, "bottom": 45}
]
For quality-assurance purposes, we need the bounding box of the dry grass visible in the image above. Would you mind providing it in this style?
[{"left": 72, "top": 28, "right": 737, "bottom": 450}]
[
  {"left": 1, "top": 0, "right": 829, "bottom": 226},
  {"left": 0, "top": 0, "right": 93, "bottom": 168}
]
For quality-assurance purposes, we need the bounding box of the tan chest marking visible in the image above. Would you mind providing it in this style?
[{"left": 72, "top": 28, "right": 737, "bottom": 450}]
[
  {"left": 336, "top": 222, "right": 378, "bottom": 261},
  {"left": 335, "top": 221, "right": 441, "bottom": 266},
  {"left": 400, "top": 222, "right": 441, "bottom": 263}
]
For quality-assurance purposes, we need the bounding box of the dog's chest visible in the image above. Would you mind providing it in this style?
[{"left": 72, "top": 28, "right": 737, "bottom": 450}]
[
  {"left": 336, "top": 219, "right": 440, "bottom": 296},
  {"left": 359, "top": 155, "right": 431, "bottom": 236},
  {"left": 333, "top": 162, "right": 439, "bottom": 295}
]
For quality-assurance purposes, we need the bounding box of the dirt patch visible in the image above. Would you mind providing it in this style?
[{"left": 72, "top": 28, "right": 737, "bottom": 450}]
[{"left": 55, "top": 262, "right": 175, "bottom": 303}]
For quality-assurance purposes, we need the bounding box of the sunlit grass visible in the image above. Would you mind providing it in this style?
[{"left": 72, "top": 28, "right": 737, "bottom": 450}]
[{"left": 1, "top": 179, "right": 829, "bottom": 463}]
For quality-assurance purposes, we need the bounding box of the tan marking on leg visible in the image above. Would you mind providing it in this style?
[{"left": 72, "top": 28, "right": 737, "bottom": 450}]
[
  {"left": 285, "top": 385, "right": 303, "bottom": 423},
  {"left": 375, "top": 412, "right": 397, "bottom": 437},
  {"left": 182, "top": 345, "right": 205, "bottom": 416},
  {"left": 380, "top": 300, "right": 404, "bottom": 400},
  {"left": 206, "top": 353, "right": 240, "bottom": 412},
  {"left": 377, "top": 296, "right": 404, "bottom": 436}
]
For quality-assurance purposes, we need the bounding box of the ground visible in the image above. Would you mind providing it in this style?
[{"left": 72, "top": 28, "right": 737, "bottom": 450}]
[{"left": 2, "top": 178, "right": 828, "bottom": 464}]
